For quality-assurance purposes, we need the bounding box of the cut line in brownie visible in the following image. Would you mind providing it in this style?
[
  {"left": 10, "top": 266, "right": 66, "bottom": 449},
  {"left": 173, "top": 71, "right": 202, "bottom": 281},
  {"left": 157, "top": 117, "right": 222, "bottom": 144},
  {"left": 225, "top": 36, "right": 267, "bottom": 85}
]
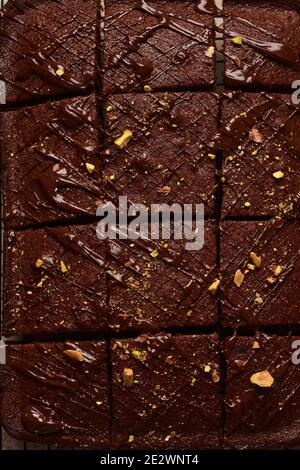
[
  {"left": 0, "top": 0, "right": 97, "bottom": 105},
  {"left": 224, "top": 334, "right": 300, "bottom": 449},
  {"left": 108, "top": 220, "right": 218, "bottom": 333},
  {"left": 220, "top": 92, "right": 300, "bottom": 219},
  {"left": 102, "top": 0, "right": 216, "bottom": 95},
  {"left": 220, "top": 219, "right": 300, "bottom": 328},
  {"left": 0, "top": 341, "right": 110, "bottom": 448},
  {"left": 1, "top": 94, "right": 104, "bottom": 229},
  {"left": 101, "top": 92, "right": 219, "bottom": 216},
  {"left": 111, "top": 333, "right": 221, "bottom": 449},
  {"left": 3, "top": 224, "right": 108, "bottom": 337},
  {"left": 223, "top": 0, "right": 300, "bottom": 89}
]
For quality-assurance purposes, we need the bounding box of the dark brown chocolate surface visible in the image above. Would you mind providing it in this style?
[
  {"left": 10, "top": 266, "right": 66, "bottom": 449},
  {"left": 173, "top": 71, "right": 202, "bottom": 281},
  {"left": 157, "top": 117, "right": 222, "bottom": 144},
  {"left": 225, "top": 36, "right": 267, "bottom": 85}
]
[
  {"left": 0, "top": 341, "right": 110, "bottom": 448},
  {"left": 101, "top": 92, "right": 219, "bottom": 216},
  {"left": 3, "top": 225, "right": 108, "bottom": 336},
  {"left": 0, "top": 0, "right": 97, "bottom": 104},
  {"left": 220, "top": 219, "right": 300, "bottom": 328},
  {"left": 102, "top": 0, "right": 216, "bottom": 95},
  {"left": 220, "top": 92, "right": 300, "bottom": 218},
  {"left": 108, "top": 221, "right": 218, "bottom": 332},
  {"left": 224, "top": 0, "right": 300, "bottom": 89},
  {"left": 224, "top": 334, "right": 300, "bottom": 449},
  {"left": 1, "top": 94, "right": 104, "bottom": 229},
  {"left": 111, "top": 333, "right": 221, "bottom": 449}
]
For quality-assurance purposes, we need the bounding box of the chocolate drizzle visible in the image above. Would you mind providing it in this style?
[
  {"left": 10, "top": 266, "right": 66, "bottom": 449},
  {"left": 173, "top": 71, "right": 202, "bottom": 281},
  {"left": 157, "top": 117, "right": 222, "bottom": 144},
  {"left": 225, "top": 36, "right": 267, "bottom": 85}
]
[
  {"left": 223, "top": 1, "right": 300, "bottom": 87},
  {"left": 103, "top": 0, "right": 215, "bottom": 93},
  {"left": 21, "top": 405, "right": 63, "bottom": 435},
  {"left": 0, "top": 0, "right": 96, "bottom": 103}
]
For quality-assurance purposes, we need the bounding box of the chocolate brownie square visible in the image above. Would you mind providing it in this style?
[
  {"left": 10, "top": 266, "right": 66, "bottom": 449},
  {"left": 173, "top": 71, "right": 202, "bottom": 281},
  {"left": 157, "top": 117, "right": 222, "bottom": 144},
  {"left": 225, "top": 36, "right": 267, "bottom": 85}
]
[
  {"left": 220, "top": 219, "right": 300, "bottom": 328},
  {"left": 107, "top": 220, "right": 218, "bottom": 333},
  {"left": 0, "top": 0, "right": 97, "bottom": 104},
  {"left": 101, "top": 92, "right": 219, "bottom": 216},
  {"left": 102, "top": 0, "right": 216, "bottom": 94},
  {"left": 220, "top": 92, "right": 300, "bottom": 218},
  {"left": 3, "top": 224, "right": 108, "bottom": 336},
  {"left": 111, "top": 333, "right": 221, "bottom": 449},
  {"left": 224, "top": 334, "right": 300, "bottom": 449},
  {"left": 1, "top": 94, "right": 103, "bottom": 228},
  {"left": 0, "top": 341, "right": 110, "bottom": 448},
  {"left": 224, "top": 0, "right": 300, "bottom": 88}
]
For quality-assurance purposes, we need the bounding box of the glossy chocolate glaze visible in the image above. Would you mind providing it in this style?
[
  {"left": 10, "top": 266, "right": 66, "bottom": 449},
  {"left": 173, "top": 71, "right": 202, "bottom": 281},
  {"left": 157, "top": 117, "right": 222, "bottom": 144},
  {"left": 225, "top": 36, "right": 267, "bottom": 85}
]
[
  {"left": 223, "top": 0, "right": 300, "bottom": 88},
  {"left": 1, "top": 94, "right": 104, "bottom": 228},
  {"left": 0, "top": 0, "right": 97, "bottom": 104},
  {"left": 3, "top": 225, "right": 108, "bottom": 336},
  {"left": 112, "top": 333, "right": 221, "bottom": 449},
  {"left": 221, "top": 219, "right": 300, "bottom": 328},
  {"left": 102, "top": 0, "right": 216, "bottom": 94},
  {"left": 220, "top": 91, "right": 300, "bottom": 218},
  {"left": 100, "top": 92, "right": 219, "bottom": 216},
  {"left": 224, "top": 334, "right": 300, "bottom": 449},
  {"left": 107, "top": 221, "right": 218, "bottom": 332},
  {"left": 0, "top": 341, "right": 110, "bottom": 447}
]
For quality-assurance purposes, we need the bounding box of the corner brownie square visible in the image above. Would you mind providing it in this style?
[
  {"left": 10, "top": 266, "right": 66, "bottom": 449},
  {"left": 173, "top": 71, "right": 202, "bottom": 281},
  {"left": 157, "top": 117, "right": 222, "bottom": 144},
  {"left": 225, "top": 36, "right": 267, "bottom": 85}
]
[
  {"left": 1, "top": 94, "right": 103, "bottom": 228},
  {"left": 102, "top": 0, "right": 216, "bottom": 94},
  {"left": 3, "top": 224, "right": 108, "bottom": 336},
  {"left": 111, "top": 333, "right": 221, "bottom": 449},
  {"left": 224, "top": 334, "right": 300, "bottom": 449},
  {"left": 224, "top": 0, "right": 300, "bottom": 88},
  {"left": 220, "top": 219, "right": 300, "bottom": 328},
  {"left": 220, "top": 92, "right": 300, "bottom": 218},
  {"left": 101, "top": 92, "right": 219, "bottom": 216},
  {"left": 107, "top": 220, "right": 218, "bottom": 333},
  {"left": 0, "top": 0, "right": 97, "bottom": 104},
  {"left": 0, "top": 341, "right": 110, "bottom": 448}
]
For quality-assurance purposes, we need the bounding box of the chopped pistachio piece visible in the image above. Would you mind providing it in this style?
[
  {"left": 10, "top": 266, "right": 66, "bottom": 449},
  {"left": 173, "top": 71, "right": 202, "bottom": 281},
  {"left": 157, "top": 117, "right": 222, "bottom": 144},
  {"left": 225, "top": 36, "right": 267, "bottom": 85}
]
[
  {"left": 250, "top": 252, "right": 262, "bottom": 268},
  {"left": 123, "top": 368, "right": 134, "bottom": 387},
  {"left": 232, "top": 36, "right": 243, "bottom": 45},
  {"left": 63, "top": 349, "right": 85, "bottom": 362},
  {"left": 234, "top": 269, "right": 244, "bottom": 287},
  {"left": 250, "top": 370, "right": 274, "bottom": 388},
  {"left": 273, "top": 171, "right": 284, "bottom": 179},
  {"left": 114, "top": 129, "right": 133, "bottom": 149},
  {"left": 150, "top": 249, "right": 159, "bottom": 258},
  {"left": 274, "top": 265, "right": 283, "bottom": 276},
  {"left": 60, "top": 260, "right": 68, "bottom": 273},
  {"left": 55, "top": 68, "right": 64, "bottom": 77},
  {"left": 143, "top": 85, "right": 152, "bottom": 92},
  {"left": 85, "top": 162, "right": 95, "bottom": 174},
  {"left": 35, "top": 259, "right": 44, "bottom": 268},
  {"left": 205, "top": 46, "right": 215, "bottom": 58},
  {"left": 208, "top": 279, "right": 221, "bottom": 295}
]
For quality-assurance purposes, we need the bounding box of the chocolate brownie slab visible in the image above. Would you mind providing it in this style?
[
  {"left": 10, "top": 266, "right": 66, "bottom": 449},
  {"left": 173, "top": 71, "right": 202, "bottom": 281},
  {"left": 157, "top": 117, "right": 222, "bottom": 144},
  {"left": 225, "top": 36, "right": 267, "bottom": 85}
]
[
  {"left": 1, "top": 94, "right": 103, "bottom": 228},
  {"left": 0, "top": 0, "right": 97, "bottom": 104},
  {"left": 3, "top": 224, "right": 108, "bottom": 336},
  {"left": 224, "top": 0, "right": 300, "bottom": 89},
  {"left": 0, "top": 341, "right": 110, "bottom": 448},
  {"left": 220, "top": 92, "right": 300, "bottom": 218},
  {"left": 108, "top": 221, "right": 218, "bottom": 333},
  {"left": 224, "top": 334, "right": 300, "bottom": 449},
  {"left": 102, "top": 0, "right": 216, "bottom": 94},
  {"left": 111, "top": 333, "right": 221, "bottom": 449},
  {"left": 220, "top": 219, "right": 300, "bottom": 328},
  {"left": 101, "top": 92, "right": 219, "bottom": 216}
]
